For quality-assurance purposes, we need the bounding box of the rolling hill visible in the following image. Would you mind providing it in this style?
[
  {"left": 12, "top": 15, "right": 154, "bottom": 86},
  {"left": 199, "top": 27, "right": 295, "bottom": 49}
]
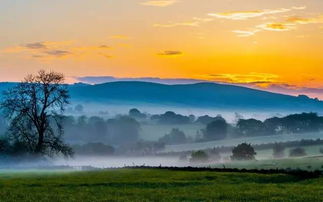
[
  {"left": 67, "top": 81, "right": 323, "bottom": 111},
  {"left": 0, "top": 81, "right": 322, "bottom": 111}
]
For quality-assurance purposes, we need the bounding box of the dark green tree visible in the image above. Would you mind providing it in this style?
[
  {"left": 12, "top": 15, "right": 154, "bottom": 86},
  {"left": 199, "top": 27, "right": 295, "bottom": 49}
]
[
  {"left": 231, "top": 143, "right": 256, "bottom": 160},
  {"left": 158, "top": 128, "right": 187, "bottom": 145},
  {"left": 203, "top": 117, "right": 228, "bottom": 140},
  {"left": 289, "top": 147, "right": 306, "bottom": 157},
  {"left": 190, "top": 150, "right": 209, "bottom": 163}
]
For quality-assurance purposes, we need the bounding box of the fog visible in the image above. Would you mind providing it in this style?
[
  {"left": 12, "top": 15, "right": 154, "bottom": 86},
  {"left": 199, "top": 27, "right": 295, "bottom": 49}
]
[
  {"left": 1, "top": 106, "right": 323, "bottom": 171},
  {"left": 53, "top": 156, "right": 185, "bottom": 168}
]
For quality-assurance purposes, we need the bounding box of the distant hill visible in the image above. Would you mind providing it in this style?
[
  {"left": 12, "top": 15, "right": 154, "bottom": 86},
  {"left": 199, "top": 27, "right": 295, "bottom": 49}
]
[
  {"left": 67, "top": 81, "right": 323, "bottom": 111},
  {"left": 1, "top": 81, "right": 322, "bottom": 111}
]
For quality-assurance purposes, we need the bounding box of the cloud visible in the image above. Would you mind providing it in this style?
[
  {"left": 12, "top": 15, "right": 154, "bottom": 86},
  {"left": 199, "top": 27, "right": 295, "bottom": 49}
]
[
  {"left": 154, "top": 17, "right": 213, "bottom": 28},
  {"left": 286, "top": 15, "right": 323, "bottom": 24},
  {"left": 45, "top": 50, "right": 71, "bottom": 57},
  {"left": 1, "top": 40, "right": 115, "bottom": 59},
  {"left": 100, "top": 53, "right": 113, "bottom": 59},
  {"left": 205, "top": 73, "right": 279, "bottom": 86},
  {"left": 140, "top": 0, "right": 177, "bottom": 7},
  {"left": 261, "top": 84, "right": 323, "bottom": 100},
  {"left": 232, "top": 14, "right": 323, "bottom": 37},
  {"left": 254, "top": 15, "right": 323, "bottom": 33},
  {"left": 99, "top": 45, "right": 110, "bottom": 49},
  {"left": 157, "top": 50, "right": 183, "bottom": 56},
  {"left": 232, "top": 30, "right": 259, "bottom": 37},
  {"left": 208, "top": 7, "right": 305, "bottom": 20},
  {"left": 24, "top": 42, "right": 47, "bottom": 49},
  {"left": 257, "top": 22, "right": 294, "bottom": 31}
]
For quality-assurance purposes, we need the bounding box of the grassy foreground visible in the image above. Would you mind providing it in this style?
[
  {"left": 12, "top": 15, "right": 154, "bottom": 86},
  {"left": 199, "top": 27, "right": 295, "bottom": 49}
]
[{"left": 0, "top": 168, "right": 322, "bottom": 201}]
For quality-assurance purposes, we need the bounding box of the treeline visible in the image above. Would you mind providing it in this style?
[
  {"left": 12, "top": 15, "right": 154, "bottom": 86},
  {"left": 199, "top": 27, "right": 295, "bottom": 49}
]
[
  {"left": 63, "top": 115, "right": 140, "bottom": 145},
  {"left": 152, "top": 111, "right": 323, "bottom": 143},
  {"left": 159, "top": 139, "right": 323, "bottom": 158},
  {"left": 1, "top": 109, "right": 323, "bottom": 146}
]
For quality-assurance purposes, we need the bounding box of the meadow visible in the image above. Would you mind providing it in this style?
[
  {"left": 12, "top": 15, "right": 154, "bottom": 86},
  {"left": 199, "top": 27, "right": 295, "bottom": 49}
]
[{"left": 0, "top": 168, "right": 322, "bottom": 201}]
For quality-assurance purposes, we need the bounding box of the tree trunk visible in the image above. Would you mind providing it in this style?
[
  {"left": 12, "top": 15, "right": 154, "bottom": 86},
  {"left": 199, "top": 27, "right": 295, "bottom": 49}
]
[{"left": 35, "top": 130, "right": 44, "bottom": 153}]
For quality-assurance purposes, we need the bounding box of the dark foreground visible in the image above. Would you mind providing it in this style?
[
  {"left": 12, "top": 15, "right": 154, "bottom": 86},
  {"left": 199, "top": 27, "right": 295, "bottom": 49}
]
[{"left": 0, "top": 168, "right": 322, "bottom": 201}]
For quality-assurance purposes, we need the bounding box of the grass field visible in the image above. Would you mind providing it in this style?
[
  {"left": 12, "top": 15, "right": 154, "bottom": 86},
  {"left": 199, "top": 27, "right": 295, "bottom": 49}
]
[{"left": 0, "top": 168, "right": 322, "bottom": 201}]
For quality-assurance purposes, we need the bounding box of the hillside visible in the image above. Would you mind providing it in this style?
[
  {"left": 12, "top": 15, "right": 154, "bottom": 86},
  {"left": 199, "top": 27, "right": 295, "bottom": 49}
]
[
  {"left": 68, "top": 81, "right": 323, "bottom": 111},
  {"left": 1, "top": 81, "right": 322, "bottom": 111}
]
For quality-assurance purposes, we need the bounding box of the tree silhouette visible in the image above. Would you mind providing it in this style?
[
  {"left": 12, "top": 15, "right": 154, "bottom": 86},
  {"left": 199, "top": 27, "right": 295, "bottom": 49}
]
[{"left": 1, "top": 70, "right": 72, "bottom": 157}]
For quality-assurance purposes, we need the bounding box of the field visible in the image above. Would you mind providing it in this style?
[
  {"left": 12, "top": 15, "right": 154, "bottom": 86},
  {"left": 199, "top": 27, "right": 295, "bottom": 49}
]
[
  {"left": 164, "top": 132, "right": 323, "bottom": 152},
  {"left": 0, "top": 168, "right": 322, "bottom": 201}
]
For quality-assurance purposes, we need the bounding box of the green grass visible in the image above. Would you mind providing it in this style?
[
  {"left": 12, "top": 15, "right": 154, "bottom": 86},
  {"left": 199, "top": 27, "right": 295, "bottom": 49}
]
[{"left": 0, "top": 168, "right": 322, "bottom": 201}]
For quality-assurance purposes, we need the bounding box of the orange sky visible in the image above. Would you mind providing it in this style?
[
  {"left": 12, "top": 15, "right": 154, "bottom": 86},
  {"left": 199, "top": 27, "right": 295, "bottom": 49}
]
[{"left": 0, "top": 0, "right": 322, "bottom": 94}]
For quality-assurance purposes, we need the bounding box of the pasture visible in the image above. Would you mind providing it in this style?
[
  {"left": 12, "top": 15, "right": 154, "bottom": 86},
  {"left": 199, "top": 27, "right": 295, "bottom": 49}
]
[{"left": 0, "top": 168, "right": 322, "bottom": 201}]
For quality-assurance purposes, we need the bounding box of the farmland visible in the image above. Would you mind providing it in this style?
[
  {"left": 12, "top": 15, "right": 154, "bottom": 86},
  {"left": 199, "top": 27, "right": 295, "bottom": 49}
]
[{"left": 0, "top": 168, "right": 322, "bottom": 201}]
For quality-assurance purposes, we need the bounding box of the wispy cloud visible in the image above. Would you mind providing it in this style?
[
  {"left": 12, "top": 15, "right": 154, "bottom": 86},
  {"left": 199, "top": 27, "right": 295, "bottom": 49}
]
[
  {"left": 2, "top": 41, "right": 113, "bottom": 59},
  {"left": 208, "top": 7, "right": 305, "bottom": 20},
  {"left": 232, "top": 30, "right": 260, "bottom": 37},
  {"left": 255, "top": 15, "right": 323, "bottom": 33},
  {"left": 257, "top": 22, "right": 294, "bottom": 31},
  {"left": 205, "top": 72, "right": 279, "bottom": 86},
  {"left": 45, "top": 50, "right": 71, "bottom": 57},
  {"left": 140, "top": 0, "right": 177, "bottom": 7},
  {"left": 154, "top": 17, "right": 213, "bottom": 28},
  {"left": 157, "top": 50, "right": 183, "bottom": 56},
  {"left": 232, "top": 14, "right": 323, "bottom": 37},
  {"left": 24, "top": 42, "right": 47, "bottom": 49},
  {"left": 286, "top": 15, "right": 323, "bottom": 24}
]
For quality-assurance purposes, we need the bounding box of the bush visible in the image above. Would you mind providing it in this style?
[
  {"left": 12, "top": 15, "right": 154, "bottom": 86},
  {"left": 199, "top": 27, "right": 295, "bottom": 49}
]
[
  {"left": 190, "top": 150, "right": 209, "bottom": 163},
  {"left": 289, "top": 147, "right": 306, "bottom": 157},
  {"left": 231, "top": 143, "right": 256, "bottom": 161}
]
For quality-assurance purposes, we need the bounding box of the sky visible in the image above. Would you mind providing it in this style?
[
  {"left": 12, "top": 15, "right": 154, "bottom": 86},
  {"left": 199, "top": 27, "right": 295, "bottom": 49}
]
[{"left": 0, "top": 0, "right": 323, "bottom": 98}]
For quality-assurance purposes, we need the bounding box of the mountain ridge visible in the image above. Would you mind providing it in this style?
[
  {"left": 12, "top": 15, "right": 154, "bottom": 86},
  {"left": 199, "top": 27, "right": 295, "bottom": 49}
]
[{"left": 0, "top": 81, "right": 321, "bottom": 111}]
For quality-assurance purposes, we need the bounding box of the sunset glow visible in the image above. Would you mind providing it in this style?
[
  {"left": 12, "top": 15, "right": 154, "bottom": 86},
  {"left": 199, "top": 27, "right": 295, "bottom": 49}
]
[{"left": 0, "top": 0, "right": 322, "bottom": 97}]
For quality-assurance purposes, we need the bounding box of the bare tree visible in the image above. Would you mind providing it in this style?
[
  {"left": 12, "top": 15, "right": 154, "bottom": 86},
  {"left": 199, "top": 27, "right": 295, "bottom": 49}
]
[{"left": 1, "top": 70, "right": 73, "bottom": 157}]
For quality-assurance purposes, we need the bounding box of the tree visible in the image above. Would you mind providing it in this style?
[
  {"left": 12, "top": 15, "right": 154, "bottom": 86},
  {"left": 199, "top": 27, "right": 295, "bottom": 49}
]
[
  {"left": 231, "top": 143, "right": 256, "bottom": 160},
  {"left": 273, "top": 143, "right": 285, "bottom": 158},
  {"left": 0, "top": 70, "right": 72, "bottom": 157},
  {"left": 190, "top": 150, "right": 209, "bottom": 163},
  {"left": 158, "top": 128, "right": 187, "bottom": 145},
  {"left": 153, "top": 111, "right": 191, "bottom": 124},
  {"left": 129, "top": 108, "right": 146, "bottom": 119},
  {"left": 203, "top": 117, "right": 227, "bottom": 140},
  {"left": 289, "top": 147, "right": 306, "bottom": 157},
  {"left": 73, "top": 143, "right": 115, "bottom": 156},
  {"left": 107, "top": 116, "right": 140, "bottom": 145},
  {"left": 236, "top": 119, "right": 266, "bottom": 136}
]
